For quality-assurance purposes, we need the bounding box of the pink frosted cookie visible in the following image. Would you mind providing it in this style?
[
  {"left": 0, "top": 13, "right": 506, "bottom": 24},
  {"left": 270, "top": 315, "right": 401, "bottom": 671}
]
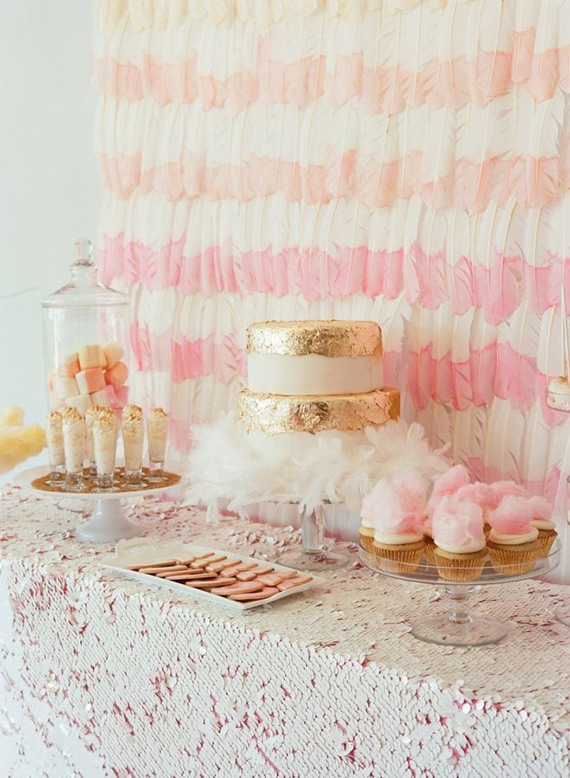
[
  {"left": 210, "top": 581, "right": 264, "bottom": 596},
  {"left": 185, "top": 578, "right": 238, "bottom": 589},
  {"left": 277, "top": 576, "right": 313, "bottom": 591},
  {"left": 228, "top": 587, "right": 280, "bottom": 601}
]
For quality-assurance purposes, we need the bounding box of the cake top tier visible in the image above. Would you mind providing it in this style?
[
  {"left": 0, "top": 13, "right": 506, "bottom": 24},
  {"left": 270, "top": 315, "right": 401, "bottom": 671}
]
[{"left": 246, "top": 320, "right": 382, "bottom": 358}]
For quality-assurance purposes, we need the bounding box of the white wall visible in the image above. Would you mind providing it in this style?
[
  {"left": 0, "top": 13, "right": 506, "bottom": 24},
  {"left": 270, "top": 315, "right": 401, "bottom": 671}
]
[{"left": 0, "top": 0, "right": 99, "bottom": 476}]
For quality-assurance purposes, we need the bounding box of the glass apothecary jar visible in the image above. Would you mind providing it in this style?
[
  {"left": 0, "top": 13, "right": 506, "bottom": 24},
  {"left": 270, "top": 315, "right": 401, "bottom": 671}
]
[{"left": 42, "top": 238, "right": 130, "bottom": 415}]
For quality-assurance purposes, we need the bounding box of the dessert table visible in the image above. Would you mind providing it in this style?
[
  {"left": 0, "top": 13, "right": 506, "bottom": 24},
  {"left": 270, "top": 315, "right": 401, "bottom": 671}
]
[{"left": 1, "top": 487, "right": 569, "bottom": 777}]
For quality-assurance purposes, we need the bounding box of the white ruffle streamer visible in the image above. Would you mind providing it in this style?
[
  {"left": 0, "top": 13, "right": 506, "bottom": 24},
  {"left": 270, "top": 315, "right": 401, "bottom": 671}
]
[{"left": 186, "top": 413, "right": 449, "bottom": 514}]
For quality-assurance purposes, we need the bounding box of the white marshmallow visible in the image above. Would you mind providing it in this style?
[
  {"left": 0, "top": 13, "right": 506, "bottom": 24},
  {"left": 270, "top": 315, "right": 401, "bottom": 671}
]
[
  {"left": 55, "top": 376, "right": 79, "bottom": 399},
  {"left": 90, "top": 389, "right": 111, "bottom": 407},
  {"left": 103, "top": 342, "right": 123, "bottom": 369},
  {"left": 66, "top": 394, "right": 92, "bottom": 415}
]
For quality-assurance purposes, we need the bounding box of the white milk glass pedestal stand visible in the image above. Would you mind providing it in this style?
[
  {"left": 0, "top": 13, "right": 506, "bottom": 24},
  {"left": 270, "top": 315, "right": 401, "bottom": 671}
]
[{"left": 15, "top": 463, "right": 186, "bottom": 544}]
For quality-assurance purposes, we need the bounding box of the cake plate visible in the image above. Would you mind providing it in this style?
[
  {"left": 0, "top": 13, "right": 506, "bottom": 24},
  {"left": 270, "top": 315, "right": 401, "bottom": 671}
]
[
  {"left": 15, "top": 463, "right": 187, "bottom": 544},
  {"left": 360, "top": 542, "right": 561, "bottom": 646},
  {"left": 272, "top": 502, "right": 349, "bottom": 572}
]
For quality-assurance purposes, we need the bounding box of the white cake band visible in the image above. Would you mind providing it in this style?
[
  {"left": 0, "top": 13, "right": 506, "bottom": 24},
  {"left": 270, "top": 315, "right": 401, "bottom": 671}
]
[{"left": 247, "top": 353, "right": 383, "bottom": 396}]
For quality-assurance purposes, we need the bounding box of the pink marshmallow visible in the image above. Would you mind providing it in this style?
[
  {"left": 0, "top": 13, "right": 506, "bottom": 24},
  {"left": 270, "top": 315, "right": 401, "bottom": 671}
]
[
  {"left": 105, "top": 361, "right": 129, "bottom": 390},
  {"left": 57, "top": 351, "right": 80, "bottom": 377},
  {"left": 76, "top": 367, "right": 106, "bottom": 395},
  {"left": 115, "top": 385, "right": 129, "bottom": 407},
  {"left": 103, "top": 342, "right": 123, "bottom": 369},
  {"left": 488, "top": 495, "right": 536, "bottom": 535},
  {"left": 78, "top": 344, "right": 105, "bottom": 370},
  {"left": 104, "top": 384, "right": 117, "bottom": 404}
]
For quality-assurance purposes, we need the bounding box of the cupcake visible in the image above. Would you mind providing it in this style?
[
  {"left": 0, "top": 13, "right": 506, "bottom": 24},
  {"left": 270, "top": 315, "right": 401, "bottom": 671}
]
[
  {"left": 528, "top": 495, "right": 558, "bottom": 557},
  {"left": 364, "top": 475, "right": 427, "bottom": 574},
  {"left": 358, "top": 518, "right": 375, "bottom": 553},
  {"left": 487, "top": 496, "right": 541, "bottom": 575},
  {"left": 432, "top": 497, "right": 487, "bottom": 581},
  {"left": 424, "top": 465, "right": 471, "bottom": 564}
]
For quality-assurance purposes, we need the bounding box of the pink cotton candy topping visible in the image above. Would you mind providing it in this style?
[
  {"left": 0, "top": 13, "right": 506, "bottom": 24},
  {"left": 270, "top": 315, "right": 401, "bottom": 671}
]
[
  {"left": 488, "top": 495, "right": 536, "bottom": 535},
  {"left": 426, "top": 464, "right": 471, "bottom": 522},
  {"left": 455, "top": 482, "right": 496, "bottom": 512},
  {"left": 528, "top": 495, "right": 552, "bottom": 521},
  {"left": 432, "top": 497, "right": 484, "bottom": 549},
  {"left": 361, "top": 474, "right": 427, "bottom": 535},
  {"left": 489, "top": 480, "right": 529, "bottom": 507}
]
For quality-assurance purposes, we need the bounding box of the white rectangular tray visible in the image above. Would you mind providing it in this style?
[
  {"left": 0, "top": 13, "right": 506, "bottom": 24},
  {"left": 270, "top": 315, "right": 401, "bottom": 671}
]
[{"left": 101, "top": 537, "right": 322, "bottom": 611}]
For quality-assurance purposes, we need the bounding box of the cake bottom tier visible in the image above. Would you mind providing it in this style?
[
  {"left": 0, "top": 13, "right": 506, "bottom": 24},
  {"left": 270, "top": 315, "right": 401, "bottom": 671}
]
[{"left": 238, "top": 387, "right": 400, "bottom": 434}]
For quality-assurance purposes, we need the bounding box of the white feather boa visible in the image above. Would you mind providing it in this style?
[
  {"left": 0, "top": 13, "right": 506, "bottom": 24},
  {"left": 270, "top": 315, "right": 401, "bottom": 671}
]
[{"left": 186, "top": 413, "right": 450, "bottom": 515}]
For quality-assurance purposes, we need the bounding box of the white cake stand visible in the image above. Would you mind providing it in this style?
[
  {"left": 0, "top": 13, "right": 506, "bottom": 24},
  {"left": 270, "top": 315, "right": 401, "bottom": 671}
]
[{"left": 15, "top": 463, "right": 187, "bottom": 544}]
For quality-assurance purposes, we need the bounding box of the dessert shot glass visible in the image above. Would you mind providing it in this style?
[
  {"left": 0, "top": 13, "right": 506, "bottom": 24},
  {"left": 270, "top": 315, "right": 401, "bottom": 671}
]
[
  {"left": 122, "top": 404, "right": 144, "bottom": 488},
  {"left": 62, "top": 409, "right": 86, "bottom": 492},
  {"left": 93, "top": 411, "right": 118, "bottom": 491},
  {"left": 146, "top": 407, "right": 168, "bottom": 483},
  {"left": 46, "top": 410, "right": 65, "bottom": 485},
  {"left": 85, "top": 406, "right": 100, "bottom": 477}
]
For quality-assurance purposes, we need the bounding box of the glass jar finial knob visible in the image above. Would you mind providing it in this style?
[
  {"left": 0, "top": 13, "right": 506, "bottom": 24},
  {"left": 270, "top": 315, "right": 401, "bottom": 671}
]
[{"left": 74, "top": 237, "right": 94, "bottom": 266}]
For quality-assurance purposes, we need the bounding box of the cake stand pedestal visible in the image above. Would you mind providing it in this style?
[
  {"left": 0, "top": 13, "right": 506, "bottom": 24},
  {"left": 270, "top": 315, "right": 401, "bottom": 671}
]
[
  {"left": 360, "top": 542, "right": 561, "bottom": 646},
  {"left": 274, "top": 503, "right": 349, "bottom": 572},
  {"left": 15, "top": 464, "right": 186, "bottom": 544}
]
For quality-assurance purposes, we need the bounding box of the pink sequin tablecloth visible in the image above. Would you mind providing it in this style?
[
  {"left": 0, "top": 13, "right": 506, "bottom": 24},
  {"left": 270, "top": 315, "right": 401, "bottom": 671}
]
[{"left": 1, "top": 487, "right": 569, "bottom": 777}]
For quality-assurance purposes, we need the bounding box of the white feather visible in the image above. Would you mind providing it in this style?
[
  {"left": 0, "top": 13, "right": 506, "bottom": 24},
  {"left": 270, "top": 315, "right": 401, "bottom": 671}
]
[{"left": 186, "top": 413, "right": 449, "bottom": 514}]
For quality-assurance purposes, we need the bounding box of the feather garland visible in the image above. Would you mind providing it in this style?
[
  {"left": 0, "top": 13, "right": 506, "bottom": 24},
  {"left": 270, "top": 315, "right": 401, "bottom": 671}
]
[{"left": 186, "top": 413, "right": 449, "bottom": 514}]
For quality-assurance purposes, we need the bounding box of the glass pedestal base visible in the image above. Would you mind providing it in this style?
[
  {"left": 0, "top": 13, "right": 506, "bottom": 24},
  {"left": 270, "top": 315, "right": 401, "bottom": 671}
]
[
  {"left": 555, "top": 602, "right": 570, "bottom": 626},
  {"left": 273, "top": 503, "right": 348, "bottom": 572},
  {"left": 411, "top": 613, "right": 509, "bottom": 647},
  {"left": 275, "top": 547, "right": 348, "bottom": 572}
]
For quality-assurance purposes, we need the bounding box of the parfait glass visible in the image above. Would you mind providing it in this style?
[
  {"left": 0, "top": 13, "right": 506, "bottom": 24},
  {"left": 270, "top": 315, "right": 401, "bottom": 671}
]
[
  {"left": 93, "top": 416, "right": 118, "bottom": 492},
  {"left": 45, "top": 413, "right": 65, "bottom": 486},
  {"left": 123, "top": 412, "right": 144, "bottom": 489},
  {"left": 146, "top": 408, "right": 168, "bottom": 483},
  {"left": 62, "top": 414, "right": 86, "bottom": 492}
]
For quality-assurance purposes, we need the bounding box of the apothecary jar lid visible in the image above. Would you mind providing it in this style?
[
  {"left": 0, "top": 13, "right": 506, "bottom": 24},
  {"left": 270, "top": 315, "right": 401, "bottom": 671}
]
[{"left": 42, "top": 238, "right": 127, "bottom": 309}]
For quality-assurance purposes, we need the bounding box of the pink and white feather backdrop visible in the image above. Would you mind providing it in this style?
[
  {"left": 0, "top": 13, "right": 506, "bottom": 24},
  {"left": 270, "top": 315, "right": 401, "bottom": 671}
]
[{"left": 93, "top": 0, "right": 570, "bottom": 506}]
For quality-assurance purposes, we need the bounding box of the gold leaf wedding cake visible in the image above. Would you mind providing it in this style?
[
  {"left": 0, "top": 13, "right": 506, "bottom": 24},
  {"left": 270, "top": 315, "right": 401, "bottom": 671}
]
[{"left": 238, "top": 320, "right": 400, "bottom": 434}]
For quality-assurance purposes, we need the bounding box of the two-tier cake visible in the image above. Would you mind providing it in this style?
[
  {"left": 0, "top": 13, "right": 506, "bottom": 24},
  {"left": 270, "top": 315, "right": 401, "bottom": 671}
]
[{"left": 238, "top": 320, "right": 400, "bottom": 435}]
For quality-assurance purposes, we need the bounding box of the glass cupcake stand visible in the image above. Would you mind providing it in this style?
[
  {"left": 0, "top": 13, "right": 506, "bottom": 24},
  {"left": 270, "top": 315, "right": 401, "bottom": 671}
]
[
  {"left": 546, "top": 386, "right": 570, "bottom": 627},
  {"left": 15, "top": 462, "right": 186, "bottom": 543},
  {"left": 359, "top": 542, "right": 562, "bottom": 646}
]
